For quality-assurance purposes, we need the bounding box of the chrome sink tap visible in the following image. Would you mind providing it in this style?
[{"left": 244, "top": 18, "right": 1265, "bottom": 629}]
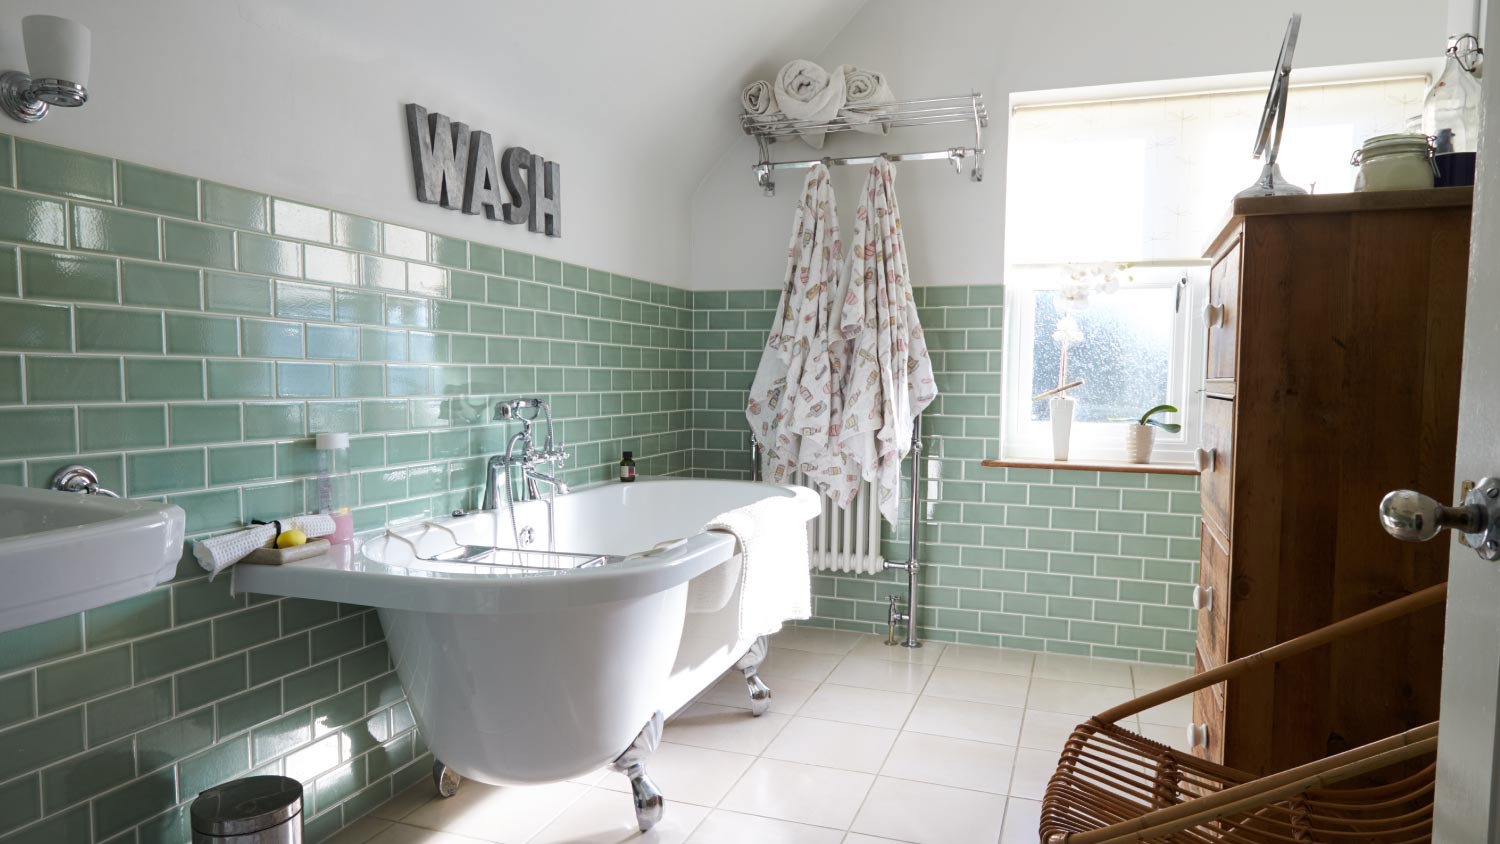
[{"left": 483, "top": 398, "right": 570, "bottom": 510}]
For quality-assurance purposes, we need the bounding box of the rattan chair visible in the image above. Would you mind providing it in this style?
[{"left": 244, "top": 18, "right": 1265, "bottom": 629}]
[{"left": 1040, "top": 582, "right": 1446, "bottom": 844}]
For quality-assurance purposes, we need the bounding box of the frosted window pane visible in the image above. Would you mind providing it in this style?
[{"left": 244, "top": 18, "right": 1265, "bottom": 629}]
[{"left": 1029, "top": 288, "right": 1174, "bottom": 423}]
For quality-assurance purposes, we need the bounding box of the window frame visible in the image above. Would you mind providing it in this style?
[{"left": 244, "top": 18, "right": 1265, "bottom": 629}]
[{"left": 1001, "top": 263, "right": 1207, "bottom": 464}]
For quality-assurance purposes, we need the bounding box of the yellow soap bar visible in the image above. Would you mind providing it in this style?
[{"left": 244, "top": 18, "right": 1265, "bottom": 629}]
[{"left": 276, "top": 529, "right": 308, "bottom": 549}]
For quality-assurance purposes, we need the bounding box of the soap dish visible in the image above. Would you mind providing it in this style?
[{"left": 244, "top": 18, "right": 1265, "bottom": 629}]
[{"left": 244, "top": 539, "right": 330, "bottom": 566}]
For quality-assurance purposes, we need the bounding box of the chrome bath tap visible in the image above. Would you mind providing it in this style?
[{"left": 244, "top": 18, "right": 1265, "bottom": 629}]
[{"left": 482, "top": 398, "right": 570, "bottom": 510}]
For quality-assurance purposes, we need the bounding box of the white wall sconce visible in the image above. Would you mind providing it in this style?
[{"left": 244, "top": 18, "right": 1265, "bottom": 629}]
[{"left": 1, "top": 15, "right": 91, "bottom": 123}]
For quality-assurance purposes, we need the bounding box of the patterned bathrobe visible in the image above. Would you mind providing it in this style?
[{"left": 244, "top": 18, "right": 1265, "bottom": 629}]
[
  {"left": 745, "top": 164, "right": 855, "bottom": 490},
  {"left": 833, "top": 159, "right": 937, "bottom": 524}
]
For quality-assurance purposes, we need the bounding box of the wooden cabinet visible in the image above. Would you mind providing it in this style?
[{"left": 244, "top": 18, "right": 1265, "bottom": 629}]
[{"left": 1192, "top": 189, "right": 1470, "bottom": 775}]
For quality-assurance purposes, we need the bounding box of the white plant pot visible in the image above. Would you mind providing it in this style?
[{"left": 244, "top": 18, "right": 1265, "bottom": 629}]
[
  {"left": 1050, "top": 396, "right": 1075, "bottom": 461},
  {"left": 1125, "top": 423, "right": 1156, "bottom": 464}
]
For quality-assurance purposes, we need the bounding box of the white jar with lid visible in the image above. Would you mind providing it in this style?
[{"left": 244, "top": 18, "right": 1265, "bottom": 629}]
[{"left": 1352, "top": 133, "right": 1436, "bottom": 191}]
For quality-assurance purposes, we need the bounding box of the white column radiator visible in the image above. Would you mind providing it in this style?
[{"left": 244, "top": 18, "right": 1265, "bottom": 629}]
[{"left": 792, "top": 470, "right": 885, "bottom": 575}]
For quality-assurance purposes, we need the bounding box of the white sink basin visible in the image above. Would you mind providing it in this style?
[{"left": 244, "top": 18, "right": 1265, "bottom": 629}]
[{"left": 0, "top": 485, "right": 187, "bottom": 634}]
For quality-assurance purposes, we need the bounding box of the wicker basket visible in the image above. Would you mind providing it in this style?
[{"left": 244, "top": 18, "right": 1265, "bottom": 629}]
[{"left": 1040, "top": 583, "right": 1446, "bottom": 844}]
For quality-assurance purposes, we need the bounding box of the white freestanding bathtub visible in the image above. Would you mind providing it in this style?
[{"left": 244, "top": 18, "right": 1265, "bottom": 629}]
[{"left": 234, "top": 478, "right": 818, "bottom": 831}]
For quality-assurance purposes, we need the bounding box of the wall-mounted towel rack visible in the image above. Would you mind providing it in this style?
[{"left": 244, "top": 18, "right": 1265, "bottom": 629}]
[{"left": 741, "top": 93, "right": 987, "bottom": 196}]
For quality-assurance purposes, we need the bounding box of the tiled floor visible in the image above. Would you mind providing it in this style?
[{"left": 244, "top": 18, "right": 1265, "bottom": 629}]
[{"left": 331, "top": 628, "right": 1193, "bottom": 844}]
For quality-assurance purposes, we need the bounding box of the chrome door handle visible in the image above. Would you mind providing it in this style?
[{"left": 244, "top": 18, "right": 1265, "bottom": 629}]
[{"left": 1380, "top": 478, "right": 1500, "bottom": 560}]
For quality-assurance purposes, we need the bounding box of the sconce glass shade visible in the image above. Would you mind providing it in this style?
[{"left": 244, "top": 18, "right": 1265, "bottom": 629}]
[{"left": 22, "top": 15, "right": 91, "bottom": 106}]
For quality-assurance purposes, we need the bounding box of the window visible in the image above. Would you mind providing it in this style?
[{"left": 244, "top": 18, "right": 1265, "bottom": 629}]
[{"left": 1001, "top": 72, "right": 1428, "bottom": 462}]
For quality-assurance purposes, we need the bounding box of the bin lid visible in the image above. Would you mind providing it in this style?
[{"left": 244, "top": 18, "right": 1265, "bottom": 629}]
[{"left": 191, "top": 775, "right": 303, "bottom": 836}]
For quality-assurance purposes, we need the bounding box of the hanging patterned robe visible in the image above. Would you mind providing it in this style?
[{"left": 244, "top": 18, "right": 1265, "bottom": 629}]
[
  {"left": 834, "top": 158, "right": 937, "bottom": 524},
  {"left": 745, "top": 164, "right": 855, "bottom": 490}
]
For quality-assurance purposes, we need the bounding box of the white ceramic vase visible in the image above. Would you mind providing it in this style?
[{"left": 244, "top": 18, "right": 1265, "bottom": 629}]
[
  {"left": 1125, "top": 423, "right": 1156, "bottom": 464},
  {"left": 1050, "top": 396, "right": 1075, "bottom": 461}
]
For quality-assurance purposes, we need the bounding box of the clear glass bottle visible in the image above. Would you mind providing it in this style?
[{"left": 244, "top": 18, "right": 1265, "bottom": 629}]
[
  {"left": 315, "top": 433, "right": 355, "bottom": 544},
  {"left": 1422, "top": 36, "right": 1482, "bottom": 154}
]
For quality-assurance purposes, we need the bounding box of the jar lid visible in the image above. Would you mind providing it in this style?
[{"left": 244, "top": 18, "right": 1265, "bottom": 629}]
[
  {"left": 190, "top": 776, "right": 303, "bottom": 836},
  {"left": 1352, "top": 133, "right": 1432, "bottom": 165}
]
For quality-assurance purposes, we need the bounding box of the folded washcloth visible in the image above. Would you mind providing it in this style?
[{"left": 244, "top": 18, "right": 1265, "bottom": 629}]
[
  {"left": 839, "top": 65, "right": 895, "bottom": 135},
  {"left": 774, "top": 59, "right": 846, "bottom": 149},
  {"left": 194, "top": 514, "right": 337, "bottom": 579},
  {"left": 704, "top": 488, "right": 819, "bottom": 640},
  {"left": 740, "top": 79, "right": 781, "bottom": 124}
]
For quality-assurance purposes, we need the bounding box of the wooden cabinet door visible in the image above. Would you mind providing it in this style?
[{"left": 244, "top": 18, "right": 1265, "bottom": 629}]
[
  {"left": 1205, "top": 233, "right": 1242, "bottom": 397},
  {"left": 1199, "top": 396, "right": 1234, "bottom": 540},
  {"left": 1196, "top": 522, "right": 1231, "bottom": 669},
  {"left": 1192, "top": 661, "right": 1226, "bottom": 765}
]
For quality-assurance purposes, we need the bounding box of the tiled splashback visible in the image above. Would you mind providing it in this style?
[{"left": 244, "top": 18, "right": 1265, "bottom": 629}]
[
  {"left": 0, "top": 133, "right": 693, "bottom": 844},
  {"left": 687, "top": 286, "right": 1201, "bottom": 667}
]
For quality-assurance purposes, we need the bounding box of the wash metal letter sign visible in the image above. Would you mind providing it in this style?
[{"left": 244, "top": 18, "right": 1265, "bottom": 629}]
[{"left": 405, "top": 103, "right": 561, "bottom": 237}]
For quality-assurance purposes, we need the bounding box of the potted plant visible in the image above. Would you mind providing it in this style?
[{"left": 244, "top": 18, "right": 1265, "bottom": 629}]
[{"left": 1124, "top": 404, "right": 1180, "bottom": 463}]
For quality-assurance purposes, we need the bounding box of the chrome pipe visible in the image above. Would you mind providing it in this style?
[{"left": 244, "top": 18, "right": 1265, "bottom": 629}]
[
  {"left": 757, "top": 147, "right": 984, "bottom": 173},
  {"left": 884, "top": 417, "right": 923, "bottom": 648}
]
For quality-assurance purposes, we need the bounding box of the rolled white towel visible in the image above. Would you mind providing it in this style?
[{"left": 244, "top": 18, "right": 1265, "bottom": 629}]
[
  {"left": 741, "top": 79, "right": 781, "bottom": 124},
  {"left": 194, "top": 514, "right": 337, "bottom": 579},
  {"left": 775, "top": 59, "right": 846, "bottom": 149},
  {"left": 839, "top": 65, "right": 895, "bottom": 135}
]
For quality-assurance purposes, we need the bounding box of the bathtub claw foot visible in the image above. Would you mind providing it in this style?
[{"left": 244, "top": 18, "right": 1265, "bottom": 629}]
[
  {"left": 432, "top": 760, "right": 462, "bottom": 798},
  {"left": 734, "top": 635, "right": 773, "bottom": 717},
  {"left": 610, "top": 711, "right": 665, "bottom": 832}
]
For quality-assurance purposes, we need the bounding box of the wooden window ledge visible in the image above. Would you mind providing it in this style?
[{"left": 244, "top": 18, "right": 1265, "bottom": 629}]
[{"left": 981, "top": 457, "right": 1200, "bottom": 476}]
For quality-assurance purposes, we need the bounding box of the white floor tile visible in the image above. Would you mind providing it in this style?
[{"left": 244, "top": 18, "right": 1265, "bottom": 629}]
[
  {"left": 845, "top": 636, "right": 946, "bottom": 665},
  {"left": 799, "top": 684, "right": 918, "bottom": 730},
  {"left": 922, "top": 667, "right": 1030, "bottom": 707},
  {"left": 1137, "top": 721, "right": 1193, "bottom": 752},
  {"left": 700, "top": 672, "right": 818, "bottom": 715},
  {"left": 665, "top": 702, "right": 792, "bottom": 755},
  {"left": 327, "top": 815, "right": 395, "bottom": 844},
  {"left": 879, "top": 732, "right": 1015, "bottom": 794},
  {"left": 826, "top": 657, "right": 934, "bottom": 694},
  {"left": 1008, "top": 747, "right": 1059, "bottom": 801},
  {"left": 935, "top": 644, "right": 1034, "bottom": 676},
  {"left": 772, "top": 627, "right": 865, "bottom": 655},
  {"left": 686, "top": 809, "right": 845, "bottom": 844},
  {"left": 849, "top": 777, "right": 1006, "bottom": 844},
  {"left": 1025, "top": 678, "right": 1133, "bottom": 718},
  {"left": 1131, "top": 662, "right": 1194, "bottom": 692},
  {"left": 762, "top": 648, "right": 845, "bottom": 682},
  {"left": 763, "top": 717, "right": 899, "bottom": 774},
  {"left": 595, "top": 742, "right": 756, "bottom": 808},
  {"left": 721, "top": 758, "right": 875, "bottom": 828},
  {"left": 402, "top": 781, "right": 587, "bottom": 844},
  {"left": 842, "top": 836, "right": 906, "bottom": 843},
  {"left": 1031, "top": 653, "right": 1134, "bottom": 688},
  {"left": 1137, "top": 695, "right": 1191, "bottom": 728},
  {"left": 526, "top": 787, "right": 708, "bottom": 844},
  {"left": 904, "top": 696, "right": 1023, "bottom": 746},
  {"left": 997, "top": 797, "right": 1042, "bottom": 844},
  {"left": 368, "top": 824, "right": 492, "bottom": 844},
  {"left": 1018, "top": 708, "right": 1085, "bottom": 752},
  {"left": 374, "top": 782, "right": 436, "bottom": 821}
]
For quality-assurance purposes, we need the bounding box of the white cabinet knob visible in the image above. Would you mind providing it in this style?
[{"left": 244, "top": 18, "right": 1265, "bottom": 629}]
[
  {"left": 1195, "top": 447, "right": 1217, "bottom": 473},
  {"left": 1203, "top": 302, "right": 1225, "bottom": 328},
  {"left": 1192, "top": 584, "right": 1214, "bottom": 611},
  {"left": 1187, "top": 722, "right": 1209, "bottom": 749}
]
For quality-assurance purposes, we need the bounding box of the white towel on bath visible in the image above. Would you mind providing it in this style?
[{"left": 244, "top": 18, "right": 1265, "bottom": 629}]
[
  {"left": 740, "top": 79, "right": 781, "bottom": 124},
  {"left": 839, "top": 65, "right": 895, "bottom": 135},
  {"left": 774, "top": 59, "right": 846, "bottom": 149},
  {"left": 705, "top": 489, "right": 818, "bottom": 640},
  {"left": 193, "top": 514, "right": 337, "bottom": 579}
]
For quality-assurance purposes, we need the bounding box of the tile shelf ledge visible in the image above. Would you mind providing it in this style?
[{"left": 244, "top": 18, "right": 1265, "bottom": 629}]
[{"left": 981, "top": 457, "right": 1200, "bottom": 476}]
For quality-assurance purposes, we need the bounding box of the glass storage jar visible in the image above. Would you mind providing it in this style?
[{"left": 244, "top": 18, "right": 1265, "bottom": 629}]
[{"left": 1352, "top": 133, "right": 1436, "bottom": 191}]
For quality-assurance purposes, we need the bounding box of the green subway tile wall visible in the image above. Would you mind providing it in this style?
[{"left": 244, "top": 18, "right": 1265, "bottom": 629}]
[
  {"left": 0, "top": 135, "right": 694, "bottom": 844},
  {"left": 686, "top": 286, "right": 1201, "bottom": 666}
]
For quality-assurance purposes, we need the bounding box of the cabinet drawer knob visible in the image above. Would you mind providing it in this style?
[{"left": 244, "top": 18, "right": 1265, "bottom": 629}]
[
  {"left": 1195, "top": 447, "right": 1217, "bottom": 473},
  {"left": 1192, "top": 584, "right": 1214, "bottom": 611},
  {"left": 1188, "top": 722, "right": 1210, "bottom": 749},
  {"left": 1203, "top": 303, "right": 1225, "bottom": 328}
]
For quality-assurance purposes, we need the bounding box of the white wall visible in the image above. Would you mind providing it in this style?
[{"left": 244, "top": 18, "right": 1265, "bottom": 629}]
[
  {"left": 690, "top": 0, "right": 1451, "bottom": 290},
  {"left": 0, "top": 0, "right": 866, "bottom": 286}
]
